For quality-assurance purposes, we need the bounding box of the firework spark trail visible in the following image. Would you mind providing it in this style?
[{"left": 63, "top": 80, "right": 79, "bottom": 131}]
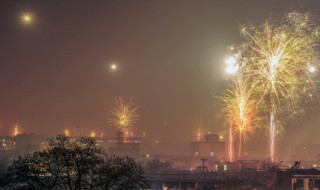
[
  {"left": 270, "top": 111, "right": 275, "bottom": 162},
  {"left": 107, "top": 97, "right": 139, "bottom": 134},
  {"left": 229, "top": 118, "right": 234, "bottom": 162},
  {"left": 195, "top": 127, "right": 202, "bottom": 141},
  {"left": 240, "top": 12, "right": 320, "bottom": 161},
  {"left": 221, "top": 74, "right": 263, "bottom": 160},
  {"left": 193, "top": 114, "right": 204, "bottom": 141}
]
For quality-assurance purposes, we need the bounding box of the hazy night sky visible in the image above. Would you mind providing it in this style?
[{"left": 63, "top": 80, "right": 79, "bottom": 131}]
[{"left": 1, "top": 0, "right": 320, "bottom": 149}]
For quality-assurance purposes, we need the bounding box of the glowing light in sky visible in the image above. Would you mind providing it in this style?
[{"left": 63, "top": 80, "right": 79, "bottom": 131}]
[
  {"left": 22, "top": 13, "right": 33, "bottom": 24},
  {"left": 195, "top": 127, "right": 202, "bottom": 141},
  {"left": 90, "top": 131, "right": 96, "bottom": 138},
  {"left": 268, "top": 54, "right": 281, "bottom": 85},
  {"left": 225, "top": 55, "right": 239, "bottom": 75},
  {"left": 225, "top": 56, "right": 237, "bottom": 66},
  {"left": 64, "top": 129, "right": 70, "bottom": 137},
  {"left": 13, "top": 125, "right": 20, "bottom": 136},
  {"left": 309, "top": 66, "right": 317, "bottom": 73},
  {"left": 110, "top": 63, "right": 117, "bottom": 71}
]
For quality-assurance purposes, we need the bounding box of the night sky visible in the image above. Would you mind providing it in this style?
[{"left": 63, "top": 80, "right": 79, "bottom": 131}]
[{"left": 1, "top": 0, "right": 320, "bottom": 149}]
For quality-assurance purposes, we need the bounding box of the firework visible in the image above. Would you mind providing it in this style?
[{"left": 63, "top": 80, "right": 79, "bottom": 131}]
[
  {"left": 221, "top": 75, "right": 263, "bottom": 159},
  {"left": 194, "top": 127, "right": 203, "bottom": 142},
  {"left": 221, "top": 46, "right": 263, "bottom": 161},
  {"left": 228, "top": 117, "right": 234, "bottom": 162},
  {"left": 64, "top": 129, "right": 70, "bottom": 137},
  {"left": 108, "top": 97, "right": 139, "bottom": 133},
  {"left": 90, "top": 131, "right": 96, "bottom": 138},
  {"left": 193, "top": 114, "right": 204, "bottom": 141},
  {"left": 13, "top": 125, "right": 20, "bottom": 136},
  {"left": 240, "top": 12, "right": 320, "bottom": 161}
]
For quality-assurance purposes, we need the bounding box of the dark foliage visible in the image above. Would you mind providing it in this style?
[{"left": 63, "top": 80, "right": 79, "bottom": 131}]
[
  {"left": 144, "top": 159, "right": 174, "bottom": 173},
  {"left": 1, "top": 135, "right": 149, "bottom": 190}
]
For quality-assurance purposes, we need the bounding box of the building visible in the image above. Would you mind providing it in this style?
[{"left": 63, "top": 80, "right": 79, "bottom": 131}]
[
  {"left": 276, "top": 169, "right": 320, "bottom": 190},
  {"left": 0, "top": 133, "right": 48, "bottom": 159},
  {"left": 189, "top": 134, "right": 225, "bottom": 160},
  {"left": 0, "top": 137, "right": 15, "bottom": 151},
  {"left": 13, "top": 133, "right": 48, "bottom": 152},
  {"left": 188, "top": 134, "right": 226, "bottom": 171},
  {"left": 104, "top": 131, "right": 142, "bottom": 158},
  {"left": 290, "top": 144, "right": 320, "bottom": 161}
]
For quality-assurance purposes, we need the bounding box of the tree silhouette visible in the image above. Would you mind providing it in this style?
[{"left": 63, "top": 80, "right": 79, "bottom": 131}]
[{"left": 2, "top": 135, "right": 149, "bottom": 190}]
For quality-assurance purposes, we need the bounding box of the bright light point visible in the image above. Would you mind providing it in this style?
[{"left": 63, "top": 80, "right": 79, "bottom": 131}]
[
  {"left": 22, "top": 13, "right": 33, "bottom": 24},
  {"left": 64, "top": 129, "right": 70, "bottom": 137},
  {"left": 225, "top": 64, "right": 239, "bottom": 74},
  {"left": 225, "top": 54, "right": 239, "bottom": 74},
  {"left": 225, "top": 56, "right": 237, "bottom": 66},
  {"left": 309, "top": 66, "right": 317, "bottom": 73},
  {"left": 269, "top": 54, "right": 281, "bottom": 66},
  {"left": 110, "top": 63, "right": 117, "bottom": 71},
  {"left": 269, "top": 54, "right": 281, "bottom": 81},
  {"left": 13, "top": 125, "right": 20, "bottom": 136},
  {"left": 90, "top": 131, "right": 96, "bottom": 138}
]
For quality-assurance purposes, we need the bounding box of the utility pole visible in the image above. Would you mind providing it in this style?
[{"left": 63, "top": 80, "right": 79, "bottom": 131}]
[{"left": 201, "top": 158, "right": 207, "bottom": 172}]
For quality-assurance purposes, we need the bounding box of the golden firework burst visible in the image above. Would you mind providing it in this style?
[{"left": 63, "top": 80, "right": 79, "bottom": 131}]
[
  {"left": 240, "top": 12, "right": 320, "bottom": 161},
  {"left": 108, "top": 97, "right": 139, "bottom": 133},
  {"left": 220, "top": 75, "right": 264, "bottom": 158}
]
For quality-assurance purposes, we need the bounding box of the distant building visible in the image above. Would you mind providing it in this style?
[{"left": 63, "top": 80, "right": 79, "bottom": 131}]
[
  {"left": 290, "top": 144, "right": 320, "bottom": 161},
  {"left": 188, "top": 134, "right": 226, "bottom": 171},
  {"left": 103, "top": 131, "right": 142, "bottom": 158},
  {"left": 0, "top": 137, "right": 15, "bottom": 151},
  {"left": 0, "top": 133, "right": 48, "bottom": 152},
  {"left": 14, "top": 133, "right": 48, "bottom": 152},
  {"left": 0, "top": 133, "right": 48, "bottom": 159},
  {"left": 276, "top": 169, "right": 320, "bottom": 190},
  {"left": 189, "top": 134, "right": 225, "bottom": 160}
]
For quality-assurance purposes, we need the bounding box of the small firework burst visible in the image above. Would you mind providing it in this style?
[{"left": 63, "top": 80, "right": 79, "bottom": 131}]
[{"left": 108, "top": 97, "right": 139, "bottom": 133}]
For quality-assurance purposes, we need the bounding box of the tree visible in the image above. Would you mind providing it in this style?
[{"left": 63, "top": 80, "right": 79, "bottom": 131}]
[
  {"left": 2, "top": 135, "right": 149, "bottom": 190},
  {"left": 95, "top": 156, "right": 149, "bottom": 189}
]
